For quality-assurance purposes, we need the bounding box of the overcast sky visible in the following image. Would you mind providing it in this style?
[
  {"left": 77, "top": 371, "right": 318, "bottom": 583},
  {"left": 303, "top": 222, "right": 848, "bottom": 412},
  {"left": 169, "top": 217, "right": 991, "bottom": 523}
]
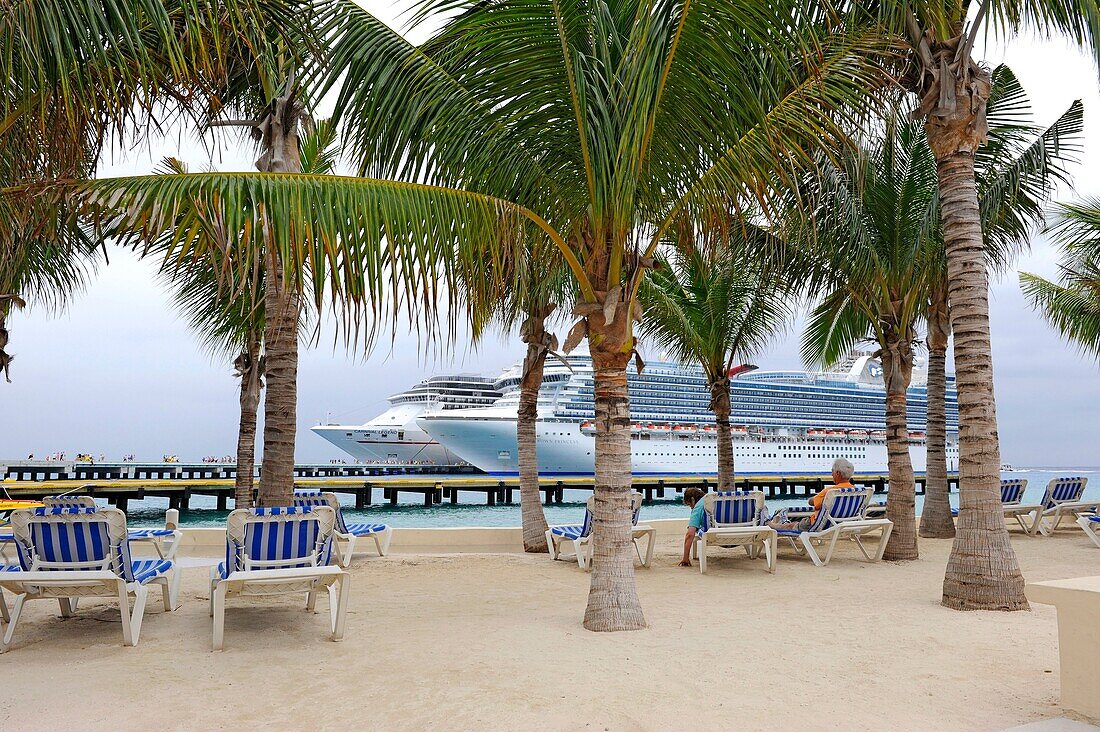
[{"left": 2, "top": 14, "right": 1099, "bottom": 467}]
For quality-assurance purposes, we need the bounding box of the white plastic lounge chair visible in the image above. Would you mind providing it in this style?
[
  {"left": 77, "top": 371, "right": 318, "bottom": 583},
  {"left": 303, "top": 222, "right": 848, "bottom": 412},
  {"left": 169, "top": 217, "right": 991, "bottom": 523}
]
[
  {"left": 210, "top": 505, "right": 349, "bottom": 651},
  {"left": 1029, "top": 477, "right": 1094, "bottom": 536},
  {"left": 545, "top": 492, "right": 654, "bottom": 570},
  {"left": 0, "top": 507, "right": 179, "bottom": 652},
  {"left": 775, "top": 487, "right": 893, "bottom": 567},
  {"left": 691, "top": 491, "right": 776, "bottom": 574},
  {"left": 1076, "top": 515, "right": 1100, "bottom": 548},
  {"left": 945, "top": 479, "right": 1037, "bottom": 531},
  {"left": 292, "top": 491, "right": 391, "bottom": 565},
  {"left": 42, "top": 495, "right": 181, "bottom": 559}
]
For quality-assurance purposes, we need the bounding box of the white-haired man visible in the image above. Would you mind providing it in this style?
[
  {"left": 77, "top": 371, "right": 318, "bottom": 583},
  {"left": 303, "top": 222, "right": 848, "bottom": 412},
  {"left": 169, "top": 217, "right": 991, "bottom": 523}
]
[{"left": 767, "top": 457, "right": 856, "bottom": 531}]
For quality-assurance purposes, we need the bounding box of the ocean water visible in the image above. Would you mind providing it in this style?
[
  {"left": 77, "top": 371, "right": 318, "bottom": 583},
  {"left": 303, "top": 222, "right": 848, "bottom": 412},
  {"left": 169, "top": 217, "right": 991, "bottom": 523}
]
[{"left": 116, "top": 467, "right": 1100, "bottom": 528}]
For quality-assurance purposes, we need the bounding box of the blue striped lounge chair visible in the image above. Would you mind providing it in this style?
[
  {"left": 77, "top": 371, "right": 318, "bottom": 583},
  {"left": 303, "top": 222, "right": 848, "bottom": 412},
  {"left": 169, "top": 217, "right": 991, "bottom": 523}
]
[
  {"left": 42, "top": 495, "right": 181, "bottom": 559},
  {"left": 946, "top": 479, "right": 1037, "bottom": 531},
  {"left": 775, "top": 487, "right": 893, "bottom": 567},
  {"left": 691, "top": 491, "right": 776, "bottom": 574},
  {"left": 292, "top": 491, "right": 392, "bottom": 565},
  {"left": 545, "top": 492, "right": 654, "bottom": 570},
  {"left": 1076, "top": 514, "right": 1100, "bottom": 548},
  {"left": 1030, "top": 477, "right": 1094, "bottom": 536},
  {"left": 0, "top": 507, "right": 179, "bottom": 652},
  {"left": 210, "top": 505, "right": 349, "bottom": 651}
]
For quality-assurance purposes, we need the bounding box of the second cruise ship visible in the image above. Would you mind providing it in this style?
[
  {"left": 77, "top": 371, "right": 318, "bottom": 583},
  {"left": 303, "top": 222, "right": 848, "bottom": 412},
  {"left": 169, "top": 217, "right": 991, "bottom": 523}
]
[{"left": 416, "top": 351, "right": 959, "bottom": 476}]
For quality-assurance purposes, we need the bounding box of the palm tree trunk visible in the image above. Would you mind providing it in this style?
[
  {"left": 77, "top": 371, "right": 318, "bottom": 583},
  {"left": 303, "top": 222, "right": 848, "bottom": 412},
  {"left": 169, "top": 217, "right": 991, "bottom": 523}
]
[
  {"left": 255, "top": 82, "right": 305, "bottom": 507},
  {"left": 880, "top": 335, "right": 917, "bottom": 560},
  {"left": 709, "top": 375, "right": 735, "bottom": 491},
  {"left": 923, "top": 61, "right": 1028, "bottom": 608},
  {"left": 234, "top": 337, "right": 262, "bottom": 508},
  {"left": 920, "top": 286, "right": 955, "bottom": 538},
  {"left": 518, "top": 313, "right": 551, "bottom": 552},
  {"left": 583, "top": 303, "right": 645, "bottom": 632}
]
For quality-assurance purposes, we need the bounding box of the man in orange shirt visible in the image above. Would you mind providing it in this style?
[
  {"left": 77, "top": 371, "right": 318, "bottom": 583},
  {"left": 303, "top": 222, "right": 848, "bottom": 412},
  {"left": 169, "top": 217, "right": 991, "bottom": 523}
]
[{"left": 767, "top": 458, "right": 856, "bottom": 531}]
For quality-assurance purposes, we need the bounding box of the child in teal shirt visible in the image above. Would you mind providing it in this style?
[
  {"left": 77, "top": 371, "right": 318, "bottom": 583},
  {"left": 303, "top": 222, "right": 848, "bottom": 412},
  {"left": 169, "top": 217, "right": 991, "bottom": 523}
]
[{"left": 680, "top": 487, "right": 706, "bottom": 567}]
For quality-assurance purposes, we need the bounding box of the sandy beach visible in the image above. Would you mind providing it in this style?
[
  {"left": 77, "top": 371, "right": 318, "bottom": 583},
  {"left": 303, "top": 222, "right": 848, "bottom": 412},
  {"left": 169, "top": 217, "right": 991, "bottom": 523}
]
[{"left": 3, "top": 526, "right": 1098, "bottom": 731}]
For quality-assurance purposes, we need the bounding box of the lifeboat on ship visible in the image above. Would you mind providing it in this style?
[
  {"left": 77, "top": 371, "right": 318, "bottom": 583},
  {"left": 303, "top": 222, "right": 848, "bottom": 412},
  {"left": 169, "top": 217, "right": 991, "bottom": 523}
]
[
  {"left": 651, "top": 423, "right": 672, "bottom": 436},
  {"left": 807, "top": 428, "right": 825, "bottom": 437},
  {"left": 701, "top": 425, "right": 718, "bottom": 436},
  {"left": 870, "top": 430, "right": 886, "bottom": 439},
  {"left": 580, "top": 421, "right": 596, "bottom": 435},
  {"left": 847, "top": 429, "right": 869, "bottom": 439},
  {"left": 730, "top": 425, "right": 749, "bottom": 434},
  {"left": 630, "top": 422, "right": 644, "bottom": 434},
  {"left": 909, "top": 431, "right": 927, "bottom": 440},
  {"left": 673, "top": 424, "right": 698, "bottom": 436}
]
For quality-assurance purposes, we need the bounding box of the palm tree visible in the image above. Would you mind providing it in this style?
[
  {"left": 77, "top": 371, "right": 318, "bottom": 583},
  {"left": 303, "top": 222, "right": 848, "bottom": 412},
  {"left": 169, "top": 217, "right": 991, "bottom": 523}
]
[
  {"left": 920, "top": 68, "right": 1082, "bottom": 539},
  {"left": 0, "top": 0, "right": 284, "bottom": 379},
  {"left": 796, "top": 107, "right": 939, "bottom": 561},
  {"left": 868, "top": 0, "right": 1100, "bottom": 610},
  {"left": 638, "top": 234, "right": 792, "bottom": 491},
  {"left": 156, "top": 123, "right": 336, "bottom": 508},
  {"left": 319, "top": 0, "right": 890, "bottom": 631},
  {"left": 462, "top": 236, "right": 574, "bottom": 553},
  {"left": 1022, "top": 201, "right": 1100, "bottom": 358}
]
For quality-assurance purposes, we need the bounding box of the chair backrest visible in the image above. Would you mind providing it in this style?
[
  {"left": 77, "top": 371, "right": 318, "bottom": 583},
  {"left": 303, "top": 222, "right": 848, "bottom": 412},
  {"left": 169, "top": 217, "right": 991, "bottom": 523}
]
[
  {"left": 10, "top": 506, "right": 141, "bottom": 580},
  {"left": 224, "top": 505, "right": 336, "bottom": 573},
  {"left": 1040, "top": 477, "right": 1088, "bottom": 509},
  {"left": 702, "top": 491, "right": 764, "bottom": 531},
  {"left": 630, "top": 492, "right": 643, "bottom": 526},
  {"left": 579, "top": 492, "right": 643, "bottom": 536},
  {"left": 1000, "top": 479, "right": 1028, "bottom": 506},
  {"left": 43, "top": 495, "right": 97, "bottom": 510},
  {"left": 293, "top": 491, "right": 348, "bottom": 533},
  {"left": 810, "top": 487, "right": 871, "bottom": 532}
]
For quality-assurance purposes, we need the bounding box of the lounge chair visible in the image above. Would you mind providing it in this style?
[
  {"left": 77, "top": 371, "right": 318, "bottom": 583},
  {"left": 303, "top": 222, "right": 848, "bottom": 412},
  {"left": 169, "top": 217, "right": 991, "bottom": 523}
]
[
  {"left": 42, "top": 495, "right": 181, "bottom": 559},
  {"left": 1076, "top": 515, "right": 1100, "bottom": 548},
  {"left": 1030, "top": 477, "right": 1095, "bottom": 536},
  {"left": 292, "top": 491, "right": 392, "bottom": 565},
  {"left": 691, "top": 491, "right": 776, "bottom": 574},
  {"left": 210, "top": 505, "right": 349, "bottom": 651},
  {"left": 0, "top": 507, "right": 179, "bottom": 651},
  {"left": 545, "top": 492, "right": 655, "bottom": 570},
  {"left": 775, "top": 487, "right": 893, "bottom": 567}
]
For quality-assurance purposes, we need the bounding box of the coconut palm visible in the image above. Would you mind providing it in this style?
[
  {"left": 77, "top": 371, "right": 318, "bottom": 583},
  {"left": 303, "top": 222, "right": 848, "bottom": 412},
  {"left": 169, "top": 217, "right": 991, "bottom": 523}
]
[
  {"left": 1021, "top": 201, "right": 1100, "bottom": 358},
  {"left": 462, "top": 235, "right": 575, "bottom": 552},
  {"left": 796, "top": 108, "right": 940, "bottom": 561},
  {"left": 317, "top": 0, "right": 889, "bottom": 630},
  {"left": 920, "top": 68, "right": 1082, "bottom": 539},
  {"left": 156, "top": 122, "right": 336, "bottom": 508},
  {"left": 0, "top": 0, "right": 287, "bottom": 379},
  {"left": 865, "top": 0, "right": 1100, "bottom": 610},
  {"left": 638, "top": 232, "right": 793, "bottom": 491}
]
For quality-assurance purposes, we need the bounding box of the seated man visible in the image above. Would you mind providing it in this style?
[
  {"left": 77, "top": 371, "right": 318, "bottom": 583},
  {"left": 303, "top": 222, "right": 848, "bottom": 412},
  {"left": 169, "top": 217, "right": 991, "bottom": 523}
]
[
  {"left": 679, "top": 487, "right": 707, "bottom": 567},
  {"left": 767, "top": 457, "right": 857, "bottom": 531}
]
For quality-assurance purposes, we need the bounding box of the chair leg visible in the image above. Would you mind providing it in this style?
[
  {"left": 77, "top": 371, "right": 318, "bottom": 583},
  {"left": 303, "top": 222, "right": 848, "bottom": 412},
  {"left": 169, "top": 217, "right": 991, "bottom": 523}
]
[
  {"left": 766, "top": 535, "right": 777, "bottom": 573},
  {"left": 339, "top": 536, "right": 357, "bottom": 568},
  {"left": 212, "top": 582, "right": 228, "bottom": 651},
  {"left": 644, "top": 530, "right": 655, "bottom": 567},
  {"left": 306, "top": 587, "right": 319, "bottom": 613},
  {"left": 874, "top": 524, "right": 893, "bottom": 561},
  {"left": 2, "top": 594, "right": 26, "bottom": 652},
  {"left": 331, "top": 575, "right": 350, "bottom": 642},
  {"left": 0, "top": 590, "right": 8, "bottom": 623},
  {"left": 379, "top": 528, "right": 393, "bottom": 556},
  {"left": 698, "top": 540, "right": 707, "bottom": 574},
  {"left": 128, "top": 585, "right": 149, "bottom": 646},
  {"left": 58, "top": 598, "right": 75, "bottom": 618},
  {"left": 574, "top": 538, "right": 589, "bottom": 570},
  {"left": 117, "top": 582, "right": 135, "bottom": 647},
  {"left": 801, "top": 534, "right": 825, "bottom": 567},
  {"left": 821, "top": 530, "right": 843, "bottom": 566},
  {"left": 545, "top": 530, "right": 558, "bottom": 560}
]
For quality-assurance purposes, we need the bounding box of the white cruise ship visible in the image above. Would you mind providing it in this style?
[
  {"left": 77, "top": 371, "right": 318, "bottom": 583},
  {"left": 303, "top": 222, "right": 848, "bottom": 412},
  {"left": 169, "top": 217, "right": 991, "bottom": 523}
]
[
  {"left": 417, "top": 352, "right": 960, "bottom": 477},
  {"left": 311, "top": 375, "right": 502, "bottom": 464}
]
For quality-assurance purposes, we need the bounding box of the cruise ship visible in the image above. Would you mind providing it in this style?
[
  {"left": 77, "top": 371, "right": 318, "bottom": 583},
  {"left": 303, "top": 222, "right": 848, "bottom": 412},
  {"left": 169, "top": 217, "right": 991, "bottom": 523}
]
[
  {"left": 311, "top": 375, "right": 502, "bottom": 464},
  {"left": 416, "top": 351, "right": 960, "bottom": 477}
]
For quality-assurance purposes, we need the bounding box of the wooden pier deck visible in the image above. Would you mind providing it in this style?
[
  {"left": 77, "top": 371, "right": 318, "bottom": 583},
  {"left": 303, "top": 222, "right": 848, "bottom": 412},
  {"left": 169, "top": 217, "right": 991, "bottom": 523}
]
[{"left": 1, "top": 460, "right": 958, "bottom": 511}]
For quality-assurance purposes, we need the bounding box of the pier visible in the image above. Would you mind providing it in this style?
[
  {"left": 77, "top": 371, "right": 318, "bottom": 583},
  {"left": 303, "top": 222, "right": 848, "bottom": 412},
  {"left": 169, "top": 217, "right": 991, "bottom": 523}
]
[{"left": 0, "top": 460, "right": 958, "bottom": 510}]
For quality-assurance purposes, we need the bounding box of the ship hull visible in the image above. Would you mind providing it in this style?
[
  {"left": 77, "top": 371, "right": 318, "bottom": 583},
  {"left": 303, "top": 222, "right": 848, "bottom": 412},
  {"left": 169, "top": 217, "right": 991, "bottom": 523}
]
[
  {"left": 311, "top": 425, "right": 463, "bottom": 465},
  {"left": 419, "top": 416, "right": 960, "bottom": 477}
]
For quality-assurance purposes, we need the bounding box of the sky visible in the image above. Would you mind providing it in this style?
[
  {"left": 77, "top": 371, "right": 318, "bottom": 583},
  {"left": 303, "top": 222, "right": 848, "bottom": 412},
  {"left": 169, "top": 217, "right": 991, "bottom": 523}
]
[{"left": 2, "top": 15, "right": 1099, "bottom": 467}]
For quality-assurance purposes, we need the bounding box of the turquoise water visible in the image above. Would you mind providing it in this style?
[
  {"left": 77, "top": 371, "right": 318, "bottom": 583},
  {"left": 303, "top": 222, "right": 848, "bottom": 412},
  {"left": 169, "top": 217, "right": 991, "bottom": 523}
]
[{"left": 115, "top": 468, "right": 1100, "bottom": 528}]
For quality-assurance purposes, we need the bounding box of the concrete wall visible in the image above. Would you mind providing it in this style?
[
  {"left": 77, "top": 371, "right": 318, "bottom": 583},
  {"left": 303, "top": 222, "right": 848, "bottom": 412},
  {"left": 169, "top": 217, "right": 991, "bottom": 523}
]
[{"left": 169, "top": 518, "right": 691, "bottom": 557}]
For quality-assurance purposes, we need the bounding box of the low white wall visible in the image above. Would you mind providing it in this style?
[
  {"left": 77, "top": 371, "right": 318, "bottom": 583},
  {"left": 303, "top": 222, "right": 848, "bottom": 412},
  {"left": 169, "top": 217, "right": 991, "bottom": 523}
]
[{"left": 169, "top": 518, "right": 691, "bottom": 557}]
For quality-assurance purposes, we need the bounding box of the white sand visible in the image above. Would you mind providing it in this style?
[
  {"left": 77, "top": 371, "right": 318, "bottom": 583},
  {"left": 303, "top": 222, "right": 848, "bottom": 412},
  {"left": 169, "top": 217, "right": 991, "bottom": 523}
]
[{"left": 2, "top": 528, "right": 1098, "bottom": 731}]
